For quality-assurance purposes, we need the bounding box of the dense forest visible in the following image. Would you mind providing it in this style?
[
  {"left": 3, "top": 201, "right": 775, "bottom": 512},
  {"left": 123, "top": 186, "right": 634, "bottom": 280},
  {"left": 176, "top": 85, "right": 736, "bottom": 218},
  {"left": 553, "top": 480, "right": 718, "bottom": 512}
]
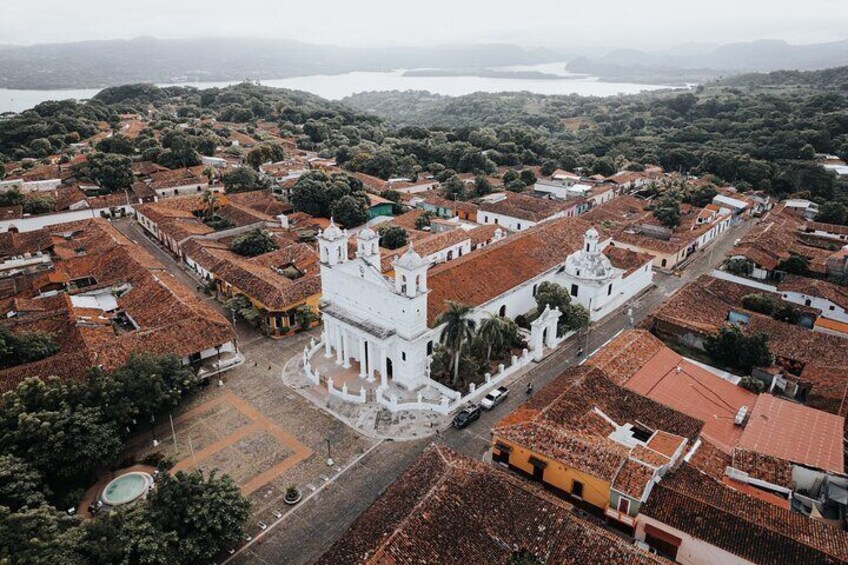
[{"left": 2, "top": 68, "right": 848, "bottom": 208}]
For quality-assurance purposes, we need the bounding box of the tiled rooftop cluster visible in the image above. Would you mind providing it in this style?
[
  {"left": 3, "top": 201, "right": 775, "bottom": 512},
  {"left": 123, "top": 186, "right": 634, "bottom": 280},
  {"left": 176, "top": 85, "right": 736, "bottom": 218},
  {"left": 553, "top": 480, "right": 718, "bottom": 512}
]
[
  {"left": 642, "top": 464, "right": 848, "bottom": 565},
  {"left": 0, "top": 219, "right": 235, "bottom": 392},
  {"left": 318, "top": 444, "right": 670, "bottom": 565},
  {"left": 493, "top": 366, "right": 700, "bottom": 498},
  {"left": 478, "top": 191, "right": 573, "bottom": 222},
  {"left": 425, "top": 216, "right": 649, "bottom": 326},
  {"left": 649, "top": 274, "right": 848, "bottom": 414}
]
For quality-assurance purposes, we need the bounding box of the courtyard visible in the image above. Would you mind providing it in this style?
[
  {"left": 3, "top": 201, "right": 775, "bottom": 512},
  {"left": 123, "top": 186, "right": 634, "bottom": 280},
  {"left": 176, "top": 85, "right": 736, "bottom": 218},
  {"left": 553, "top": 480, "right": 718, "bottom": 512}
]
[{"left": 127, "top": 330, "right": 377, "bottom": 538}]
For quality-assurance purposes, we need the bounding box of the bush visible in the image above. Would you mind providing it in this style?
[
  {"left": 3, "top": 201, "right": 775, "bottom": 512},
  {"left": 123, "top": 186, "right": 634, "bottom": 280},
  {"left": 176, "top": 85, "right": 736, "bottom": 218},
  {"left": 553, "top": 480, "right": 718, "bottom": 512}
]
[
  {"left": 378, "top": 226, "right": 408, "bottom": 250},
  {"left": 741, "top": 293, "right": 776, "bottom": 315},
  {"left": 229, "top": 229, "right": 278, "bottom": 257},
  {"left": 705, "top": 326, "right": 772, "bottom": 373},
  {"left": 725, "top": 258, "right": 754, "bottom": 277},
  {"left": 740, "top": 376, "right": 765, "bottom": 394}
]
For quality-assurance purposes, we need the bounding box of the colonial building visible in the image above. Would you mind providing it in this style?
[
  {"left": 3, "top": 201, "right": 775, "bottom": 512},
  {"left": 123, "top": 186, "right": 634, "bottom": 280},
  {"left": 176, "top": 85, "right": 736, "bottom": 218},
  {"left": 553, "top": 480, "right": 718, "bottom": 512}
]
[{"left": 315, "top": 216, "right": 653, "bottom": 391}]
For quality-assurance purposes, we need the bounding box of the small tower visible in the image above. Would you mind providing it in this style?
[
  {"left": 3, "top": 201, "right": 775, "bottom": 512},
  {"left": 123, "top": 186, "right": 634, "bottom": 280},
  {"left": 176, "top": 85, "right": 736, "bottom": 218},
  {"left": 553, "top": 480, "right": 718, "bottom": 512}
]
[
  {"left": 356, "top": 226, "right": 381, "bottom": 270},
  {"left": 584, "top": 226, "right": 600, "bottom": 254},
  {"left": 317, "top": 218, "right": 348, "bottom": 266},
  {"left": 392, "top": 242, "right": 429, "bottom": 298}
]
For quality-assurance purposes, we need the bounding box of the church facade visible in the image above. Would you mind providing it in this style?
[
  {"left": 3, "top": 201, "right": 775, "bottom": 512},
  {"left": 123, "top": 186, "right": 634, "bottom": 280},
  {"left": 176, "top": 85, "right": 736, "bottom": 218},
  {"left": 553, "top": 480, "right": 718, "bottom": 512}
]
[{"left": 316, "top": 217, "right": 653, "bottom": 392}]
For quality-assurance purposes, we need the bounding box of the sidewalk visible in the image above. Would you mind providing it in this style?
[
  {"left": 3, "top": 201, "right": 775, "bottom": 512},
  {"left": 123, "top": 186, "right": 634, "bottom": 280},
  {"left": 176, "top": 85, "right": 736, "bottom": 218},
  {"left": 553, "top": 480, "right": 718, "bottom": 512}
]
[{"left": 281, "top": 350, "right": 449, "bottom": 440}]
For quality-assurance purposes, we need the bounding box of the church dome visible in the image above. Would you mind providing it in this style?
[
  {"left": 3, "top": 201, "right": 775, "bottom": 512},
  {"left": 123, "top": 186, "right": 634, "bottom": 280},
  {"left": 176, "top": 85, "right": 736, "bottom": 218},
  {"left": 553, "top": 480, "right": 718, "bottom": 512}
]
[
  {"left": 358, "top": 226, "right": 378, "bottom": 240},
  {"left": 321, "top": 218, "right": 344, "bottom": 241},
  {"left": 393, "top": 243, "right": 429, "bottom": 270},
  {"left": 564, "top": 228, "right": 613, "bottom": 281},
  {"left": 564, "top": 250, "right": 613, "bottom": 280}
]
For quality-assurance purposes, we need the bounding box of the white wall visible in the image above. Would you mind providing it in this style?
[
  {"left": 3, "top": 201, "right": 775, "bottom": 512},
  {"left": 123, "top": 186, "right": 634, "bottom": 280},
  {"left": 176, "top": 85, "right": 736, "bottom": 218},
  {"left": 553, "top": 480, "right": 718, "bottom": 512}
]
[
  {"left": 154, "top": 182, "right": 214, "bottom": 199},
  {"left": 478, "top": 211, "right": 537, "bottom": 232},
  {"left": 0, "top": 205, "right": 134, "bottom": 233},
  {"left": 781, "top": 291, "right": 848, "bottom": 323},
  {"left": 635, "top": 515, "right": 756, "bottom": 565}
]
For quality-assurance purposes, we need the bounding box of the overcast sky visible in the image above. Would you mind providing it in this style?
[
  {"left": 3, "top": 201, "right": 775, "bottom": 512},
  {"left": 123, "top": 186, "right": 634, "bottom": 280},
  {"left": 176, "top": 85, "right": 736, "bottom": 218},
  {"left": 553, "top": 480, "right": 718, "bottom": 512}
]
[{"left": 2, "top": 0, "right": 847, "bottom": 49}]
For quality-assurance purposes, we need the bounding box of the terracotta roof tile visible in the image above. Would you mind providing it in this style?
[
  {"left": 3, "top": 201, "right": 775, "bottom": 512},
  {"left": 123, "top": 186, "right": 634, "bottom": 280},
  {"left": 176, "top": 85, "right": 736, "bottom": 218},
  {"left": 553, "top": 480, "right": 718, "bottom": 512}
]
[
  {"left": 642, "top": 464, "right": 848, "bottom": 565},
  {"left": 318, "top": 444, "right": 670, "bottom": 565}
]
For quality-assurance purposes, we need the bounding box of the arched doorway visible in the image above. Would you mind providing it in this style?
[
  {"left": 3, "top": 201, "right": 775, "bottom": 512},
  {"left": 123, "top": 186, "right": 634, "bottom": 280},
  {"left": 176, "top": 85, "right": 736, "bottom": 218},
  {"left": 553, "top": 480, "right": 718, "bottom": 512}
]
[{"left": 386, "top": 358, "right": 393, "bottom": 378}]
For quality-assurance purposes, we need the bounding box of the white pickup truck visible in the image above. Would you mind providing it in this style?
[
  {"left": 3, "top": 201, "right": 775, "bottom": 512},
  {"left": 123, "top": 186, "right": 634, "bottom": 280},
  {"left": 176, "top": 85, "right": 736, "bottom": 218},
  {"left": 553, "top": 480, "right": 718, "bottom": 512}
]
[{"left": 480, "top": 386, "right": 509, "bottom": 410}]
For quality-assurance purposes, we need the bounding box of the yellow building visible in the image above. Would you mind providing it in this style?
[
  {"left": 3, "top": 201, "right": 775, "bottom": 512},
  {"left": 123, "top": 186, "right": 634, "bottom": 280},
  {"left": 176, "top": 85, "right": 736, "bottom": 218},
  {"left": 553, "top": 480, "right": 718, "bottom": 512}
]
[
  {"left": 182, "top": 237, "right": 322, "bottom": 338},
  {"left": 492, "top": 366, "right": 699, "bottom": 529}
]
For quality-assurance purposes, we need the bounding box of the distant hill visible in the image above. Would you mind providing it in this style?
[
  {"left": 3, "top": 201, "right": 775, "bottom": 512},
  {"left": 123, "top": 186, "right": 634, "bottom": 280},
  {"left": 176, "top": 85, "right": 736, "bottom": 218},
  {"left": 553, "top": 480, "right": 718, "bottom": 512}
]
[
  {"left": 0, "top": 37, "right": 560, "bottom": 90},
  {"left": 568, "top": 38, "right": 848, "bottom": 84},
  {"left": 717, "top": 65, "right": 848, "bottom": 89}
]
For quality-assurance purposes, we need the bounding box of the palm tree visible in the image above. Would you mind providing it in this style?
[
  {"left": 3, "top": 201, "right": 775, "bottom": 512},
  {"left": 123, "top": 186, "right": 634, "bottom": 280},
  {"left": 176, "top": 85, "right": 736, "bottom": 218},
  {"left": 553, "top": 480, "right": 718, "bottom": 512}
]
[
  {"left": 436, "top": 301, "right": 476, "bottom": 387},
  {"left": 201, "top": 190, "right": 219, "bottom": 219},
  {"left": 478, "top": 314, "right": 507, "bottom": 362}
]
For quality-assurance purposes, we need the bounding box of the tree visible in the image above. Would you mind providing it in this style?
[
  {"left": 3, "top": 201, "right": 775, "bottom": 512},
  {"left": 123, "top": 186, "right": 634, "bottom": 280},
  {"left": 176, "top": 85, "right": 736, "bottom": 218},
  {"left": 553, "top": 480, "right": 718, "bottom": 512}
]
[
  {"left": 290, "top": 171, "right": 365, "bottom": 219},
  {"left": 436, "top": 302, "right": 477, "bottom": 387},
  {"left": 331, "top": 195, "right": 368, "bottom": 228},
  {"left": 741, "top": 293, "right": 776, "bottom": 316},
  {"left": 740, "top": 376, "right": 765, "bottom": 394},
  {"left": 534, "top": 281, "right": 589, "bottom": 336},
  {"left": 23, "top": 196, "right": 54, "bottom": 215},
  {"left": 0, "top": 454, "right": 48, "bottom": 512},
  {"left": 705, "top": 326, "right": 772, "bottom": 373},
  {"left": 81, "top": 152, "right": 133, "bottom": 191},
  {"left": 379, "top": 226, "right": 408, "bottom": 250},
  {"left": 653, "top": 193, "right": 681, "bottom": 229},
  {"left": 295, "top": 305, "right": 316, "bottom": 331},
  {"left": 222, "top": 166, "right": 264, "bottom": 193},
  {"left": 777, "top": 255, "right": 809, "bottom": 275},
  {"left": 246, "top": 144, "right": 285, "bottom": 169},
  {"left": 686, "top": 184, "right": 718, "bottom": 207},
  {"left": 0, "top": 327, "right": 60, "bottom": 369},
  {"left": 477, "top": 315, "right": 508, "bottom": 362},
  {"left": 474, "top": 174, "right": 492, "bottom": 197},
  {"left": 201, "top": 189, "right": 219, "bottom": 219},
  {"left": 817, "top": 202, "right": 848, "bottom": 226},
  {"left": 442, "top": 175, "right": 466, "bottom": 200},
  {"left": 227, "top": 295, "right": 260, "bottom": 324},
  {"left": 725, "top": 258, "right": 754, "bottom": 277},
  {"left": 96, "top": 135, "right": 135, "bottom": 156},
  {"left": 519, "top": 169, "right": 536, "bottom": 186},
  {"left": 229, "top": 229, "right": 278, "bottom": 257},
  {"left": 139, "top": 470, "right": 251, "bottom": 564}
]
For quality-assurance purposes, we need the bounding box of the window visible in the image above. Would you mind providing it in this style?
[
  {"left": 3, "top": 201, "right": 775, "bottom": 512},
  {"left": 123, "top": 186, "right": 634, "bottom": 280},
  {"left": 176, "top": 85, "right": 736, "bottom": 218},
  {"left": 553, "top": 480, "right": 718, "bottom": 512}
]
[
  {"left": 532, "top": 284, "right": 538, "bottom": 297},
  {"left": 805, "top": 299, "right": 812, "bottom": 306},
  {"left": 830, "top": 305, "right": 835, "bottom": 311},
  {"left": 517, "top": 223, "right": 521, "bottom": 230},
  {"left": 570, "top": 284, "right": 578, "bottom": 297},
  {"left": 617, "top": 497, "right": 631, "bottom": 515},
  {"left": 494, "top": 218, "right": 499, "bottom": 225},
  {"left": 661, "top": 259, "right": 667, "bottom": 268},
  {"left": 401, "top": 351, "right": 407, "bottom": 361},
  {"left": 607, "top": 283, "right": 613, "bottom": 296},
  {"left": 427, "top": 341, "right": 433, "bottom": 355},
  {"left": 499, "top": 305, "right": 507, "bottom": 317},
  {"left": 571, "top": 480, "right": 584, "bottom": 499}
]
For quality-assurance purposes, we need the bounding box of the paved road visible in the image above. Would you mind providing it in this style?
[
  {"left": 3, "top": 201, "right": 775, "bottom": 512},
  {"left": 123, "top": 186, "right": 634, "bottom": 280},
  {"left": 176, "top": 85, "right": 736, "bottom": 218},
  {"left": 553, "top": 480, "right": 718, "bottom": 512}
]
[
  {"left": 111, "top": 218, "right": 261, "bottom": 342},
  {"left": 233, "top": 218, "right": 755, "bottom": 564}
]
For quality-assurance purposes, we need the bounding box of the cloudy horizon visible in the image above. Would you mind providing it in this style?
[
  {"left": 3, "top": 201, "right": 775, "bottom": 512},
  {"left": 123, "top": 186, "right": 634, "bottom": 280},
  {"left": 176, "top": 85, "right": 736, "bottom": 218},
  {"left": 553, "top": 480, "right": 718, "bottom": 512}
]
[{"left": 2, "top": 0, "right": 847, "bottom": 51}]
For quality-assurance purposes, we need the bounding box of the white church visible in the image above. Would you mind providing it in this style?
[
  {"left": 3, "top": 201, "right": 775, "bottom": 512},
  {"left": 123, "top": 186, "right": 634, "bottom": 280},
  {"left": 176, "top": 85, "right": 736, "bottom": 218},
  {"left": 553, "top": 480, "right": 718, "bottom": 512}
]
[{"left": 315, "top": 216, "right": 654, "bottom": 392}]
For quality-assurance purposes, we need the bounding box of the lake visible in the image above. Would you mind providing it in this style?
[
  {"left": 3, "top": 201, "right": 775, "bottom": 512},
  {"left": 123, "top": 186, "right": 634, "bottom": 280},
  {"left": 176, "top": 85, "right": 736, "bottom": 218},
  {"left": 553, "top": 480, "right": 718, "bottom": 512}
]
[{"left": 0, "top": 62, "right": 676, "bottom": 113}]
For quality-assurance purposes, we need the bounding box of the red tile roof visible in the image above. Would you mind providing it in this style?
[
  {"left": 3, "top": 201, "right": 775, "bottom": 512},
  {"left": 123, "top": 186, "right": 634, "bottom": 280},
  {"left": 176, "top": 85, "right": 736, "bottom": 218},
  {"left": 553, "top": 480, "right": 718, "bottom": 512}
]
[
  {"left": 493, "top": 366, "right": 702, "bottom": 482},
  {"left": 737, "top": 395, "right": 844, "bottom": 474},
  {"left": 318, "top": 444, "right": 670, "bottom": 565},
  {"left": 426, "top": 216, "right": 596, "bottom": 326},
  {"left": 478, "top": 192, "right": 571, "bottom": 223},
  {"left": 642, "top": 464, "right": 848, "bottom": 565}
]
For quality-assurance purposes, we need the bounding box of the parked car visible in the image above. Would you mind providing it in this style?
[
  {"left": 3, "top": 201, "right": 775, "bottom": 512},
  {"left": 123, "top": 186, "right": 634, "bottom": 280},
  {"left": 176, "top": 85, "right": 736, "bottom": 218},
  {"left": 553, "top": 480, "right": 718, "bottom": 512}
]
[
  {"left": 452, "top": 404, "right": 482, "bottom": 429},
  {"left": 480, "top": 386, "right": 509, "bottom": 410}
]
